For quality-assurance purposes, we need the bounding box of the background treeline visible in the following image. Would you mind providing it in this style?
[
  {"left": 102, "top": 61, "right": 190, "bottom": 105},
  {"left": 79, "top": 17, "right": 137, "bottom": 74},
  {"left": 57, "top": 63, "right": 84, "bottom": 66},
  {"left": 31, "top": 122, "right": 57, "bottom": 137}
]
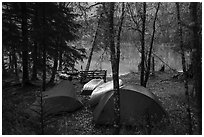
[{"left": 2, "top": 2, "right": 202, "bottom": 86}]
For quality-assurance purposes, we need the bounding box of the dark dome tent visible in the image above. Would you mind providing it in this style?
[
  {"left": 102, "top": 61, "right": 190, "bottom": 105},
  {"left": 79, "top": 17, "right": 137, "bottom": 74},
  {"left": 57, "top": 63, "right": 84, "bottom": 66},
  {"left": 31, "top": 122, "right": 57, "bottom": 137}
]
[
  {"left": 93, "top": 84, "right": 168, "bottom": 126},
  {"left": 29, "top": 80, "right": 83, "bottom": 117}
]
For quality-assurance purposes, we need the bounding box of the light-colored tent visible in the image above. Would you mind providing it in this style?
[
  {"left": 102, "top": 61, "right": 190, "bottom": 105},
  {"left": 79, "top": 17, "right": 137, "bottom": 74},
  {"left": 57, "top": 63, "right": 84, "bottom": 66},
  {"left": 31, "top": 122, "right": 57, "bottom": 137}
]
[
  {"left": 89, "top": 79, "right": 123, "bottom": 106},
  {"left": 81, "top": 79, "right": 104, "bottom": 95},
  {"left": 29, "top": 80, "right": 83, "bottom": 117},
  {"left": 93, "top": 84, "right": 167, "bottom": 126}
]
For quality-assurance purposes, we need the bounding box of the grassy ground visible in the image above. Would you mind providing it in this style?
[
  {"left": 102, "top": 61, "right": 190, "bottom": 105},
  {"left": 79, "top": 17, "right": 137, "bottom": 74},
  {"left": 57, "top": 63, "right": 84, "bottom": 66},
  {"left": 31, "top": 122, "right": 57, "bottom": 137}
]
[{"left": 2, "top": 71, "right": 199, "bottom": 135}]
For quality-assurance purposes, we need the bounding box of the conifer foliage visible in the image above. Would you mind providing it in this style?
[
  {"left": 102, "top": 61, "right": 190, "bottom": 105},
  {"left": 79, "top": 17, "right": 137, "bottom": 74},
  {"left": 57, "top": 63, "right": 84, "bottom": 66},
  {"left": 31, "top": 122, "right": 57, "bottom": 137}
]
[{"left": 2, "top": 2, "right": 86, "bottom": 86}]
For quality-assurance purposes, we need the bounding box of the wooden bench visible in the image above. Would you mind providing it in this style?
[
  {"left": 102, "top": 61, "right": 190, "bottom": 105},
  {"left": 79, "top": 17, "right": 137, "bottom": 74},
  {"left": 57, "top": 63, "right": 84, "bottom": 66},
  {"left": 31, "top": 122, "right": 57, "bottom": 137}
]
[
  {"left": 57, "top": 70, "right": 79, "bottom": 80},
  {"left": 79, "top": 70, "right": 107, "bottom": 83}
]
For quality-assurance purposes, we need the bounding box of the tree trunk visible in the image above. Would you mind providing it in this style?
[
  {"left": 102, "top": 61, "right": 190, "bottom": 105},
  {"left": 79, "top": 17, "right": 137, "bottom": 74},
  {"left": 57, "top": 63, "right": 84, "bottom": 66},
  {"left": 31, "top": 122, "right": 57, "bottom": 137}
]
[
  {"left": 8, "top": 51, "right": 12, "bottom": 70},
  {"left": 176, "top": 3, "right": 192, "bottom": 134},
  {"left": 152, "top": 56, "right": 155, "bottom": 76},
  {"left": 49, "top": 45, "right": 58, "bottom": 84},
  {"left": 40, "top": 3, "right": 46, "bottom": 135},
  {"left": 108, "top": 2, "right": 120, "bottom": 135},
  {"left": 42, "top": 3, "right": 46, "bottom": 92},
  {"left": 2, "top": 51, "right": 6, "bottom": 74},
  {"left": 144, "top": 3, "right": 160, "bottom": 87},
  {"left": 31, "top": 42, "right": 38, "bottom": 80},
  {"left": 32, "top": 5, "right": 39, "bottom": 81},
  {"left": 21, "top": 2, "right": 29, "bottom": 86},
  {"left": 58, "top": 50, "right": 62, "bottom": 70},
  {"left": 116, "top": 3, "right": 125, "bottom": 66},
  {"left": 190, "top": 2, "right": 202, "bottom": 134},
  {"left": 140, "top": 2, "right": 146, "bottom": 87},
  {"left": 49, "top": 56, "right": 58, "bottom": 84},
  {"left": 109, "top": 2, "right": 125, "bottom": 135},
  {"left": 85, "top": 13, "right": 102, "bottom": 71},
  {"left": 12, "top": 46, "right": 18, "bottom": 77}
]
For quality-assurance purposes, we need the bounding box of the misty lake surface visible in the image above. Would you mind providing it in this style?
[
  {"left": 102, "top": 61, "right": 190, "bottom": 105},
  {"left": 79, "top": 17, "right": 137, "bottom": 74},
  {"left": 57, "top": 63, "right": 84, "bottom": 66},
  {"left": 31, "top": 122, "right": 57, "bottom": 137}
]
[{"left": 76, "top": 43, "right": 189, "bottom": 76}]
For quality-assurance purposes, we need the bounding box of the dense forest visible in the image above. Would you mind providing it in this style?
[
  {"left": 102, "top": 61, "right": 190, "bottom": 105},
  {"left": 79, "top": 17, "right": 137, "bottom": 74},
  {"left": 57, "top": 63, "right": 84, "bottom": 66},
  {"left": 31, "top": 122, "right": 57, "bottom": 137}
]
[{"left": 2, "top": 2, "right": 202, "bottom": 135}]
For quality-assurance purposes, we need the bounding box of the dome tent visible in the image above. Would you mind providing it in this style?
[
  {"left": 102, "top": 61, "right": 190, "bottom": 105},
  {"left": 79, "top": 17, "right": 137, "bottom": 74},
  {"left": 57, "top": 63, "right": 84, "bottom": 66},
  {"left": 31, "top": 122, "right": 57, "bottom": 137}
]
[
  {"left": 29, "top": 80, "right": 83, "bottom": 117},
  {"left": 89, "top": 79, "right": 123, "bottom": 107},
  {"left": 81, "top": 79, "right": 104, "bottom": 95},
  {"left": 93, "top": 84, "right": 168, "bottom": 126}
]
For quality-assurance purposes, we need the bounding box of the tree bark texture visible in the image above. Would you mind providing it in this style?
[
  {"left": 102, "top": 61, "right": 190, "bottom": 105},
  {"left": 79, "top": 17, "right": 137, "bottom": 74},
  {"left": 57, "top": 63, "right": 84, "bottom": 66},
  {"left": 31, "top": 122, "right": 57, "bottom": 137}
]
[
  {"left": 2, "top": 51, "right": 6, "bottom": 74},
  {"left": 32, "top": 6, "right": 39, "bottom": 81},
  {"left": 116, "top": 3, "right": 125, "bottom": 67},
  {"left": 108, "top": 2, "right": 120, "bottom": 135},
  {"left": 176, "top": 2, "right": 193, "bottom": 134},
  {"left": 140, "top": 2, "right": 146, "bottom": 87},
  {"left": 42, "top": 3, "right": 46, "bottom": 92},
  {"left": 12, "top": 46, "right": 18, "bottom": 77},
  {"left": 9, "top": 52, "right": 12, "bottom": 70},
  {"left": 32, "top": 42, "right": 38, "bottom": 80},
  {"left": 144, "top": 3, "right": 160, "bottom": 87},
  {"left": 49, "top": 44, "right": 59, "bottom": 84},
  {"left": 21, "top": 2, "right": 29, "bottom": 85},
  {"left": 152, "top": 56, "right": 155, "bottom": 76},
  {"left": 58, "top": 50, "right": 62, "bottom": 70},
  {"left": 190, "top": 2, "right": 202, "bottom": 134},
  {"left": 85, "top": 13, "right": 102, "bottom": 71}
]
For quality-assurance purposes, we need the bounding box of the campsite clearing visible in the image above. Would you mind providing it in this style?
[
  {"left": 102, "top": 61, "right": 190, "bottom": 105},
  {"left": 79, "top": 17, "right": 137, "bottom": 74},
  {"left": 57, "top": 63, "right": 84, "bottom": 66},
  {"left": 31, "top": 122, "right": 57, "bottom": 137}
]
[{"left": 2, "top": 71, "right": 198, "bottom": 135}]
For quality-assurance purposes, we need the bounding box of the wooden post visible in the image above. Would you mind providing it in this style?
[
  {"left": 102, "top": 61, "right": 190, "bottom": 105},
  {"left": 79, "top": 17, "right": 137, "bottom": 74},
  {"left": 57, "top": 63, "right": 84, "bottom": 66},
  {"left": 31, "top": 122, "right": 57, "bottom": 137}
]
[
  {"left": 92, "top": 71, "right": 94, "bottom": 79},
  {"left": 104, "top": 70, "right": 107, "bottom": 82}
]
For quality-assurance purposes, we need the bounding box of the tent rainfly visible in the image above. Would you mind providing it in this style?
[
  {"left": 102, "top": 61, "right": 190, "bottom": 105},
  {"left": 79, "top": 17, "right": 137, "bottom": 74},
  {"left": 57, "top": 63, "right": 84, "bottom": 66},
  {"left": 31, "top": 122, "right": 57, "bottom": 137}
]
[
  {"left": 93, "top": 84, "right": 168, "bottom": 126},
  {"left": 81, "top": 79, "right": 104, "bottom": 95},
  {"left": 29, "top": 80, "right": 83, "bottom": 117},
  {"left": 89, "top": 79, "right": 123, "bottom": 107}
]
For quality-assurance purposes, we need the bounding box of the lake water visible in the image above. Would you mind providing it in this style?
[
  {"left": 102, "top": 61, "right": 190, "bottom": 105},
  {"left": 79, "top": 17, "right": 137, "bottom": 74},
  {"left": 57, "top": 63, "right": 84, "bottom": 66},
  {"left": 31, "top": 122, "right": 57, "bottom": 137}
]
[{"left": 75, "top": 43, "right": 189, "bottom": 76}]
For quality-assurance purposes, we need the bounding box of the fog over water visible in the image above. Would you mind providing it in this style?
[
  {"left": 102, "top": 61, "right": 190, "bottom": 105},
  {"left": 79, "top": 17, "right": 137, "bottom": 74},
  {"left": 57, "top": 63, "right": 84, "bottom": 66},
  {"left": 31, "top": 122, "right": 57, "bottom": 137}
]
[{"left": 76, "top": 43, "right": 190, "bottom": 76}]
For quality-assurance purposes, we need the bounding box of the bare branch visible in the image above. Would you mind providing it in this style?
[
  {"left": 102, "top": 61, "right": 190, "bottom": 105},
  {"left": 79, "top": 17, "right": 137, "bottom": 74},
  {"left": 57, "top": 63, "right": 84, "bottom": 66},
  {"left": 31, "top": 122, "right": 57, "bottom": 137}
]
[
  {"left": 123, "top": 24, "right": 142, "bottom": 34},
  {"left": 116, "top": 2, "right": 125, "bottom": 60},
  {"left": 126, "top": 3, "right": 142, "bottom": 34},
  {"left": 87, "top": 2, "right": 103, "bottom": 10},
  {"left": 144, "top": 2, "right": 160, "bottom": 85}
]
